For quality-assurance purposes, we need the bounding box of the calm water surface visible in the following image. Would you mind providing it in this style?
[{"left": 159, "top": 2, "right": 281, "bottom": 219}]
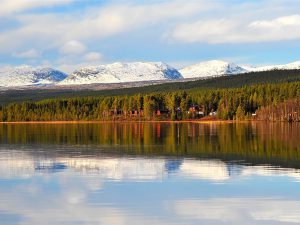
[{"left": 1, "top": 122, "right": 300, "bottom": 225}]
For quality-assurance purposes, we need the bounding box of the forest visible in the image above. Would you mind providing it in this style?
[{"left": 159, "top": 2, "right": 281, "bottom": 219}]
[
  {"left": 1, "top": 80, "right": 300, "bottom": 122},
  {"left": 1, "top": 68, "right": 300, "bottom": 105},
  {"left": 256, "top": 99, "right": 300, "bottom": 122}
]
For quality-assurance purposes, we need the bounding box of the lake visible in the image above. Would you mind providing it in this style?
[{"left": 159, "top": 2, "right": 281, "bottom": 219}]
[{"left": 0, "top": 122, "right": 300, "bottom": 225}]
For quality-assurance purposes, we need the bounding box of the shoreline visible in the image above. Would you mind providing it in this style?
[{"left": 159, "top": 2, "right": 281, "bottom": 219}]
[{"left": 0, "top": 120, "right": 252, "bottom": 124}]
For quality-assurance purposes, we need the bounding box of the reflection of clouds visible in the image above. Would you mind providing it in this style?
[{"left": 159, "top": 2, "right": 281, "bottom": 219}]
[
  {"left": 84, "top": 176, "right": 103, "bottom": 191},
  {"left": 0, "top": 189, "right": 169, "bottom": 225},
  {"left": 0, "top": 166, "right": 169, "bottom": 224},
  {"left": 57, "top": 173, "right": 102, "bottom": 205},
  {"left": 2, "top": 152, "right": 300, "bottom": 224},
  {"left": 173, "top": 198, "right": 300, "bottom": 224},
  {"left": 64, "top": 189, "right": 87, "bottom": 204}
]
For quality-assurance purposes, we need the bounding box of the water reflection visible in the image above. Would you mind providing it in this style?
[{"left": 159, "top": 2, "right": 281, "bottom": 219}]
[
  {"left": 1, "top": 151, "right": 300, "bottom": 182},
  {"left": 1, "top": 152, "right": 300, "bottom": 225},
  {"left": 1, "top": 122, "right": 300, "bottom": 168},
  {"left": 1, "top": 122, "right": 300, "bottom": 225},
  {"left": 173, "top": 198, "right": 300, "bottom": 224}
]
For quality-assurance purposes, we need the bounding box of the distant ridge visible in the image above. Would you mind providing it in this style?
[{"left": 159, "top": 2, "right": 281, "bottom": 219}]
[
  {"left": 179, "top": 60, "right": 248, "bottom": 78},
  {"left": 1, "top": 60, "right": 300, "bottom": 88},
  {"left": 180, "top": 60, "right": 300, "bottom": 78},
  {"left": 1, "top": 68, "right": 300, "bottom": 105},
  {"left": 0, "top": 66, "right": 67, "bottom": 87},
  {"left": 58, "top": 62, "right": 182, "bottom": 85}
]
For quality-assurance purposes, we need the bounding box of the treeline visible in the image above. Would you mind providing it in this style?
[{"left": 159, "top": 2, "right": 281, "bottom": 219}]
[
  {"left": 256, "top": 99, "right": 300, "bottom": 122},
  {"left": 1, "top": 81, "right": 300, "bottom": 122},
  {"left": 2, "top": 69, "right": 300, "bottom": 105}
]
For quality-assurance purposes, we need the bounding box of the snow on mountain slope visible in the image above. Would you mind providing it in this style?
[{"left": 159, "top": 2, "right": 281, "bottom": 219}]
[
  {"left": 250, "top": 61, "right": 300, "bottom": 72},
  {"left": 2, "top": 60, "right": 300, "bottom": 88},
  {"left": 58, "top": 62, "right": 183, "bottom": 85},
  {"left": 0, "top": 66, "right": 67, "bottom": 87},
  {"left": 179, "top": 60, "right": 248, "bottom": 79},
  {"left": 180, "top": 60, "right": 300, "bottom": 79}
]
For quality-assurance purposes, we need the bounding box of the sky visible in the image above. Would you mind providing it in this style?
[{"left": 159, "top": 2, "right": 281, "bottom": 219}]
[{"left": 1, "top": 0, "right": 300, "bottom": 72}]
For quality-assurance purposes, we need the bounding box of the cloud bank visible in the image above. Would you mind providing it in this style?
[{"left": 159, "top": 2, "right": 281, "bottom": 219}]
[
  {"left": 1, "top": 0, "right": 300, "bottom": 71},
  {"left": 169, "top": 15, "right": 300, "bottom": 43}
]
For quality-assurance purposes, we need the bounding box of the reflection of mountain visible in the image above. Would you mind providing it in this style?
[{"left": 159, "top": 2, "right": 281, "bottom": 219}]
[
  {"left": 180, "top": 160, "right": 229, "bottom": 181},
  {"left": 1, "top": 152, "right": 300, "bottom": 182},
  {"left": 165, "top": 159, "right": 183, "bottom": 173},
  {"left": 226, "top": 163, "right": 243, "bottom": 177},
  {"left": 62, "top": 157, "right": 166, "bottom": 180},
  {"left": 0, "top": 157, "right": 35, "bottom": 178},
  {"left": 0, "top": 155, "right": 166, "bottom": 180},
  {"left": 35, "top": 162, "right": 67, "bottom": 173}
]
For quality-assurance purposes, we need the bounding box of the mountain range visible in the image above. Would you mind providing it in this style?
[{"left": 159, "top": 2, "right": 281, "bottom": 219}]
[
  {"left": 0, "top": 66, "right": 67, "bottom": 87},
  {"left": 179, "top": 60, "right": 248, "bottom": 78},
  {"left": 1, "top": 60, "right": 300, "bottom": 88},
  {"left": 58, "top": 62, "right": 182, "bottom": 85}
]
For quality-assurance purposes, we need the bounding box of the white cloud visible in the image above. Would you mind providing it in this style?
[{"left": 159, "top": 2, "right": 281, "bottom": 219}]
[
  {"left": 55, "top": 64, "right": 77, "bottom": 73},
  {"left": 55, "top": 51, "right": 104, "bottom": 73},
  {"left": 0, "top": 0, "right": 213, "bottom": 53},
  {"left": 249, "top": 15, "right": 300, "bottom": 28},
  {"left": 2, "top": 0, "right": 300, "bottom": 67},
  {"left": 0, "top": 0, "right": 73, "bottom": 17},
  {"left": 83, "top": 52, "right": 103, "bottom": 62},
  {"left": 60, "top": 40, "right": 86, "bottom": 55},
  {"left": 169, "top": 14, "right": 300, "bottom": 44},
  {"left": 12, "top": 48, "right": 40, "bottom": 58}
]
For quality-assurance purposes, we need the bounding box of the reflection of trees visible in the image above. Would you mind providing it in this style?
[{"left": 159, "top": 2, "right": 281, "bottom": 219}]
[{"left": 1, "top": 122, "right": 300, "bottom": 168}]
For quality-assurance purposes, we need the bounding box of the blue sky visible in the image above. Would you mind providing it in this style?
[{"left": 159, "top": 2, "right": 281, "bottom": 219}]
[{"left": 1, "top": 0, "right": 300, "bottom": 72}]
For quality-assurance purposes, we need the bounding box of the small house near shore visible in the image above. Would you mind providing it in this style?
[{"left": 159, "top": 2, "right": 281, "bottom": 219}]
[
  {"left": 188, "top": 104, "right": 204, "bottom": 118},
  {"left": 156, "top": 110, "right": 169, "bottom": 116},
  {"left": 209, "top": 111, "right": 217, "bottom": 116}
]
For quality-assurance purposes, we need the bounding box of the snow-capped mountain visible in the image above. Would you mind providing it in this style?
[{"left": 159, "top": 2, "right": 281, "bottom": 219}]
[
  {"left": 179, "top": 60, "right": 300, "bottom": 79},
  {"left": 58, "top": 62, "right": 182, "bottom": 85},
  {"left": 250, "top": 61, "right": 300, "bottom": 72},
  {"left": 1, "top": 60, "right": 300, "bottom": 88},
  {"left": 0, "top": 66, "right": 67, "bottom": 87},
  {"left": 179, "top": 60, "right": 248, "bottom": 78}
]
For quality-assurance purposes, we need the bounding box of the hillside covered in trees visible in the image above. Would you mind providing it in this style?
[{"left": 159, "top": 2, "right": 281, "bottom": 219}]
[
  {"left": 1, "top": 80, "right": 300, "bottom": 122},
  {"left": 1, "top": 69, "right": 300, "bottom": 105}
]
